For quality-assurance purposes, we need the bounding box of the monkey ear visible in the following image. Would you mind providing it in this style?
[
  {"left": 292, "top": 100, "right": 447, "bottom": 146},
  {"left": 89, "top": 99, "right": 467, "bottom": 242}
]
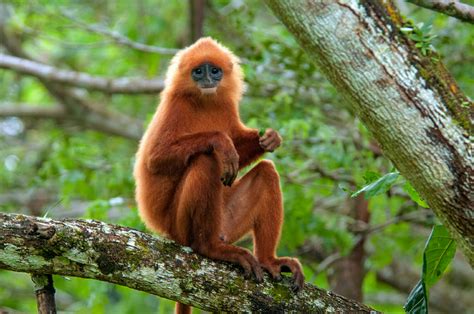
[{"left": 229, "top": 62, "right": 234, "bottom": 70}]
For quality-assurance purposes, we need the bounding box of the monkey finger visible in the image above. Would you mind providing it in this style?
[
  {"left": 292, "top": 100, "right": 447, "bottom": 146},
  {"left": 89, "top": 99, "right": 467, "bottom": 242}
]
[
  {"left": 266, "top": 142, "right": 278, "bottom": 152},
  {"left": 259, "top": 133, "right": 272, "bottom": 141},
  {"left": 260, "top": 137, "right": 275, "bottom": 147},
  {"left": 259, "top": 134, "right": 269, "bottom": 143}
]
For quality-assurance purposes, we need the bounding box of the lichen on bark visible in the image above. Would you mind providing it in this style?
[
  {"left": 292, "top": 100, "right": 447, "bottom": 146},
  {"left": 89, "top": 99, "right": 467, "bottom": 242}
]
[{"left": 0, "top": 213, "right": 377, "bottom": 312}]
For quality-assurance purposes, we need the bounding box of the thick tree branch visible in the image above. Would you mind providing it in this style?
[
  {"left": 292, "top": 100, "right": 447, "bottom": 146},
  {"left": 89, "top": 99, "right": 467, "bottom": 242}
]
[
  {"left": 0, "top": 213, "right": 376, "bottom": 312},
  {"left": 406, "top": 0, "right": 474, "bottom": 24},
  {"left": 265, "top": 0, "right": 473, "bottom": 265},
  {"left": 0, "top": 54, "right": 164, "bottom": 94},
  {"left": 0, "top": 103, "right": 66, "bottom": 119},
  {"left": 0, "top": 101, "right": 143, "bottom": 140}
]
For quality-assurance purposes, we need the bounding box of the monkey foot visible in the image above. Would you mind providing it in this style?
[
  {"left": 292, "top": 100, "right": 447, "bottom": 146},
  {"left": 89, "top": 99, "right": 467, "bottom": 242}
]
[
  {"left": 260, "top": 257, "right": 305, "bottom": 292},
  {"left": 237, "top": 251, "right": 264, "bottom": 283}
]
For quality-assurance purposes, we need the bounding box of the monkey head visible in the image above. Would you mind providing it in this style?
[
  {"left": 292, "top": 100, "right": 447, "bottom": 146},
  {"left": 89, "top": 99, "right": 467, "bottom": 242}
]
[{"left": 164, "top": 37, "right": 244, "bottom": 101}]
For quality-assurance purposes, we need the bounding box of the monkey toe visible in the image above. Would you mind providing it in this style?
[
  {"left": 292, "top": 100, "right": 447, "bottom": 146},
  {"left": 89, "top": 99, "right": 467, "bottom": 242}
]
[
  {"left": 272, "top": 273, "right": 282, "bottom": 282},
  {"left": 249, "top": 260, "right": 263, "bottom": 283},
  {"left": 291, "top": 271, "right": 305, "bottom": 292},
  {"left": 261, "top": 258, "right": 305, "bottom": 291},
  {"left": 253, "top": 267, "right": 264, "bottom": 283},
  {"left": 260, "top": 262, "right": 282, "bottom": 282}
]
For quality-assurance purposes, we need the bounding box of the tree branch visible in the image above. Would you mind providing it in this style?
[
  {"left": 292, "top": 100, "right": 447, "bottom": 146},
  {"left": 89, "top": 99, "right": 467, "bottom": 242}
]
[
  {"left": 406, "top": 0, "right": 474, "bottom": 24},
  {"left": 0, "top": 213, "right": 377, "bottom": 312},
  {"left": 0, "top": 103, "right": 66, "bottom": 119},
  {"left": 0, "top": 54, "right": 164, "bottom": 94},
  {"left": 0, "top": 12, "right": 144, "bottom": 141},
  {"left": 60, "top": 11, "right": 179, "bottom": 55},
  {"left": 0, "top": 101, "right": 143, "bottom": 141}
]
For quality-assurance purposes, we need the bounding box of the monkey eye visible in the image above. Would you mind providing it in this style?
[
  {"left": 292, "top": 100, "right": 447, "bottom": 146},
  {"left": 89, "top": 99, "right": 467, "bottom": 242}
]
[
  {"left": 193, "top": 68, "right": 203, "bottom": 76},
  {"left": 210, "top": 67, "right": 222, "bottom": 79}
]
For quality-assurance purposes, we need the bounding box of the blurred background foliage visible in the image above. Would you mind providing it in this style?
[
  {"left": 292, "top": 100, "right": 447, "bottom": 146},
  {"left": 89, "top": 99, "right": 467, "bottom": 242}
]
[{"left": 0, "top": 0, "right": 472, "bottom": 313}]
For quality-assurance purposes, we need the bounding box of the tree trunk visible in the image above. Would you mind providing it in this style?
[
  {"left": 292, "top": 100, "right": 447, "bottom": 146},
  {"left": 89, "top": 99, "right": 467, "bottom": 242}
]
[
  {"left": 0, "top": 213, "right": 376, "bottom": 312},
  {"left": 265, "top": 0, "right": 473, "bottom": 265},
  {"left": 328, "top": 195, "right": 370, "bottom": 301}
]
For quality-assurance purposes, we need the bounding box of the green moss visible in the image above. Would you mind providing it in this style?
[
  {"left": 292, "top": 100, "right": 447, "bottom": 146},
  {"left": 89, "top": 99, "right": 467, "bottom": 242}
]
[
  {"left": 269, "top": 282, "right": 292, "bottom": 302},
  {"left": 397, "top": 18, "right": 472, "bottom": 132}
]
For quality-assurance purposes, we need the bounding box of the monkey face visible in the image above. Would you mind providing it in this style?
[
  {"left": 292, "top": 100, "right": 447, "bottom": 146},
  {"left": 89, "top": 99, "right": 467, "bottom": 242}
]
[{"left": 191, "top": 62, "right": 223, "bottom": 95}]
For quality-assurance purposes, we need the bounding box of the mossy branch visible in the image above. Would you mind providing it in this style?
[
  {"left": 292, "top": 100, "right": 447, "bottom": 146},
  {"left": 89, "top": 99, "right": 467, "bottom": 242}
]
[{"left": 0, "top": 213, "right": 376, "bottom": 312}]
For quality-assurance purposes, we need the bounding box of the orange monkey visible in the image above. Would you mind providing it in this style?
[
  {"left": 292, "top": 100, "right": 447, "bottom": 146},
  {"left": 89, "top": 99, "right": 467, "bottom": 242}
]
[{"left": 134, "top": 38, "right": 304, "bottom": 313}]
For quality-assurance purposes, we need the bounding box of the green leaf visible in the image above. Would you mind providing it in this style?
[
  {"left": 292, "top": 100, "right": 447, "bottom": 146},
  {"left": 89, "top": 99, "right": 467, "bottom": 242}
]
[
  {"left": 404, "top": 280, "right": 428, "bottom": 314},
  {"left": 403, "top": 181, "right": 429, "bottom": 208},
  {"left": 351, "top": 172, "right": 399, "bottom": 199},
  {"left": 422, "top": 225, "right": 457, "bottom": 288}
]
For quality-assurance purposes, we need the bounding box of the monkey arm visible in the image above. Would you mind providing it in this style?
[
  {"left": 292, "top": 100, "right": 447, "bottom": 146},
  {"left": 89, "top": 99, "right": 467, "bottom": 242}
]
[
  {"left": 233, "top": 129, "right": 265, "bottom": 169},
  {"left": 147, "top": 131, "right": 237, "bottom": 176}
]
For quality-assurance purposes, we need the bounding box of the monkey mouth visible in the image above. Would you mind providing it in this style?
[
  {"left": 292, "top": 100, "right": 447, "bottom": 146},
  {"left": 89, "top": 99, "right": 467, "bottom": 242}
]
[{"left": 200, "top": 87, "right": 217, "bottom": 95}]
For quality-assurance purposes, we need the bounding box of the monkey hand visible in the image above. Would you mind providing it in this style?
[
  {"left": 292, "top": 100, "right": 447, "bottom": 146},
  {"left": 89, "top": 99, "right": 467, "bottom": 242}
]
[
  {"left": 259, "top": 128, "right": 282, "bottom": 152},
  {"left": 216, "top": 147, "right": 239, "bottom": 187}
]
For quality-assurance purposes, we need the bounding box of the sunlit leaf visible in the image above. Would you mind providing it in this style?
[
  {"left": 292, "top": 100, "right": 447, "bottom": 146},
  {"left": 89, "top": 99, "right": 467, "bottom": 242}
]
[
  {"left": 422, "top": 225, "right": 456, "bottom": 288},
  {"left": 351, "top": 172, "right": 399, "bottom": 199},
  {"left": 403, "top": 181, "right": 429, "bottom": 208}
]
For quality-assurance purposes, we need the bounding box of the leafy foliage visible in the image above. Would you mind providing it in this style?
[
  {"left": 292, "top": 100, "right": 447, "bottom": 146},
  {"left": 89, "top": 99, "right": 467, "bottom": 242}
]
[{"left": 401, "top": 21, "right": 437, "bottom": 56}]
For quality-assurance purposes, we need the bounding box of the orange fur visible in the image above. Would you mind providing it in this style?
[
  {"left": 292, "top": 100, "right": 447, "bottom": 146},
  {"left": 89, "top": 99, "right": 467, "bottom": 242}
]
[{"left": 134, "top": 38, "right": 304, "bottom": 313}]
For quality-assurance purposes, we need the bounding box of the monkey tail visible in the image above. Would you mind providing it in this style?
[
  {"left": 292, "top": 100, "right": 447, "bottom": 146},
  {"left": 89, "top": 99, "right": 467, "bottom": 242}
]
[{"left": 175, "top": 302, "right": 191, "bottom": 314}]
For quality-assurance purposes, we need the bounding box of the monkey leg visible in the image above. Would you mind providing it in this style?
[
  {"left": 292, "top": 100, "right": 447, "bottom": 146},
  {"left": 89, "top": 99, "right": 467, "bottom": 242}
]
[
  {"left": 172, "top": 154, "right": 263, "bottom": 281},
  {"left": 222, "top": 160, "right": 305, "bottom": 291}
]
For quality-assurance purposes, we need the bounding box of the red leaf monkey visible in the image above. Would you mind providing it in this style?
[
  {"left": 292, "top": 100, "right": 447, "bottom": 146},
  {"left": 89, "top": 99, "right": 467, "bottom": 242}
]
[{"left": 134, "top": 37, "right": 304, "bottom": 313}]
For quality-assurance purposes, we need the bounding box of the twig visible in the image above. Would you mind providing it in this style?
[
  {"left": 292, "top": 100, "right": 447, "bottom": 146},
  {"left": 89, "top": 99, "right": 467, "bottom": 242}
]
[
  {"left": 349, "top": 208, "right": 433, "bottom": 235},
  {"left": 406, "top": 0, "right": 474, "bottom": 24},
  {"left": 314, "top": 252, "right": 342, "bottom": 275},
  {"left": 61, "top": 11, "right": 179, "bottom": 55},
  {"left": 0, "top": 54, "right": 164, "bottom": 94}
]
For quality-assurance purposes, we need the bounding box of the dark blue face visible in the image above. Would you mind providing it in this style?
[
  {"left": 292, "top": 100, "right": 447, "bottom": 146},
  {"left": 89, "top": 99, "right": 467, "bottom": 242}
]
[{"left": 191, "top": 63, "right": 223, "bottom": 89}]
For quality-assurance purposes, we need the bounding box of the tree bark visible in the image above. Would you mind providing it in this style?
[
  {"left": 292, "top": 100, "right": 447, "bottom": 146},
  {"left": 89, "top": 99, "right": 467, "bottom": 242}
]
[
  {"left": 328, "top": 195, "right": 370, "bottom": 302},
  {"left": 0, "top": 213, "right": 377, "bottom": 313},
  {"left": 31, "top": 274, "right": 57, "bottom": 314},
  {"left": 189, "top": 0, "right": 206, "bottom": 42},
  {"left": 265, "top": 0, "right": 473, "bottom": 265},
  {"left": 0, "top": 54, "right": 164, "bottom": 94}
]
